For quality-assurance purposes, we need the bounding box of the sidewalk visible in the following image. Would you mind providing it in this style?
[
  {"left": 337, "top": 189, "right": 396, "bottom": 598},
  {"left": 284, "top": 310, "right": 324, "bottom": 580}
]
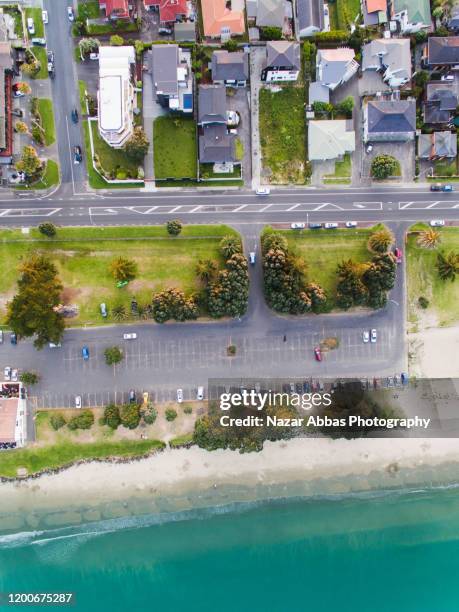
[{"left": 250, "top": 46, "right": 265, "bottom": 191}]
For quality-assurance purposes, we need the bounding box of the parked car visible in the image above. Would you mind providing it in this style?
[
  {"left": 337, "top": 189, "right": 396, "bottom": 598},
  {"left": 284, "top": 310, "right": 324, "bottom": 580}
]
[
  {"left": 27, "top": 17, "right": 35, "bottom": 35},
  {"left": 443, "top": 184, "right": 453, "bottom": 192},
  {"left": 430, "top": 183, "right": 443, "bottom": 191},
  {"left": 100, "top": 303, "right": 107, "bottom": 318},
  {"left": 0, "top": 330, "right": 3, "bottom": 343},
  {"left": 142, "top": 391, "right": 149, "bottom": 404},
  {"left": 67, "top": 6, "right": 74, "bottom": 21},
  {"left": 370, "top": 329, "right": 377, "bottom": 343},
  {"left": 11, "top": 368, "right": 18, "bottom": 382},
  {"left": 309, "top": 223, "right": 322, "bottom": 229},
  {"left": 89, "top": 52, "right": 99, "bottom": 61},
  {"left": 10, "top": 333, "right": 17, "bottom": 345},
  {"left": 12, "top": 84, "right": 25, "bottom": 98},
  {"left": 47, "top": 51, "right": 54, "bottom": 75},
  {"left": 324, "top": 222, "right": 338, "bottom": 229},
  {"left": 255, "top": 187, "right": 270, "bottom": 195},
  {"left": 42, "top": 10, "right": 48, "bottom": 24},
  {"left": 430, "top": 219, "right": 445, "bottom": 227},
  {"left": 401, "top": 372, "right": 409, "bottom": 385},
  {"left": 129, "top": 389, "right": 136, "bottom": 404},
  {"left": 226, "top": 110, "right": 240, "bottom": 127},
  {"left": 82, "top": 346, "right": 89, "bottom": 360},
  {"left": 366, "top": 143, "right": 373, "bottom": 153},
  {"left": 11, "top": 108, "right": 23, "bottom": 117},
  {"left": 49, "top": 342, "right": 61, "bottom": 348},
  {"left": 196, "top": 386, "right": 204, "bottom": 401},
  {"left": 430, "top": 183, "right": 453, "bottom": 192},
  {"left": 71, "top": 109, "right": 79, "bottom": 124},
  {"left": 123, "top": 332, "right": 137, "bottom": 340},
  {"left": 75, "top": 395, "right": 82, "bottom": 409},
  {"left": 394, "top": 247, "right": 402, "bottom": 263},
  {"left": 291, "top": 222, "right": 305, "bottom": 229},
  {"left": 3, "top": 366, "right": 11, "bottom": 381},
  {"left": 176, "top": 388, "right": 183, "bottom": 403},
  {"left": 249, "top": 252, "right": 256, "bottom": 265},
  {"left": 441, "top": 74, "right": 454, "bottom": 81},
  {"left": 314, "top": 346, "right": 322, "bottom": 362},
  {"left": 345, "top": 221, "right": 357, "bottom": 228},
  {"left": 73, "top": 145, "right": 82, "bottom": 164},
  {"left": 31, "top": 38, "right": 46, "bottom": 46},
  {"left": 158, "top": 27, "right": 172, "bottom": 34},
  {"left": 363, "top": 330, "right": 370, "bottom": 343}
]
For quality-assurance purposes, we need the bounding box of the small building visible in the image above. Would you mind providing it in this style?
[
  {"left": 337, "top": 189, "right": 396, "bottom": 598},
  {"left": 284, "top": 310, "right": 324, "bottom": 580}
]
[
  {"left": 423, "top": 82, "right": 458, "bottom": 125},
  {"left": 391, "top": 0, "right": 431, "bottom": 33},
  {"left": 362, "top": 38, "right": 411, "bottom": 88},
  {"left": 99, "top": 0, "right": 131, "bottom": 20},
  {"left": 308, "top": 120, "right": 355, "bottom": 161},
  {"left": 150, "top": 45, "right": 193, "bottom": 113},
  {"left": 254, "top": 0, "right": 284, "bottom": 28},
  {"left": 362, "top": 0, "right": 387, "bottom": 26},
  {"left": 427, "top": 37, "right": 459, "bottom": 68},
  {"left": 296, "top": 0, "right": 324, "bottom": 38},
  {"left": 200, "top": 0, "right": 245, "bottom": 39},
  {"left": 144, "top": 0, "right": 189, "bottom": 24},
  {"left": 261, "top": 40, "right": 300, "bottom": 82},
  {"left": 364, "top": 98, "right": 416, "bottom": 142},
  {"left": 0, "top": 383, "right": 27, "bottom": 449},
  {"left": 97, "top": 45, "right": 135, "bottom": 148},
  {"left": 418, "top": 131, "right": 457, "bottom": 159},
  {"left": 198, "top": 84, "right": 227, "bottom": 125},
  {"left": 174, "top": 21, "right": 196, "bottom": 42},
  {"left": 448, "top": 1, "right": 459, "bottom": 30},
  {"left": 211, "top": 50, "right": 249, "bottom": 87},
  {"left": 316, "top": 47, "right": 359, "bottom": 91}
]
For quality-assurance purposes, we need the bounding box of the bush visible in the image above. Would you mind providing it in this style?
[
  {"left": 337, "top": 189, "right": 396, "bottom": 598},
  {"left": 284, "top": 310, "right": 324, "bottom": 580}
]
[
  {"left": 142, "top": 404, "right": 157, "bottom": 425},
  {"left": 120, "top": 403, "right": 141, "bottom": 429},
  {"left": 260, "top": 26, "right": 282, "bottom": 40},
  {"left": 104, "top": 346, "right": 123, "bottom": 365},
  {"left": 19, "top": 371, "right": 39, "bottom": 385},
  {"left": 103, "top": 404, "right": 121, "bottom": 429},
  {"left": 183, "top": 405, "right": 193, "bottom": 414},
  {"left": 314, "top": 30, "right": 349, "bottom": 43},
  {"left": 68, "top": 410, "right": 94, "bottom": 431},
  {"left": 38, "top": 222, "right": 56, "bottom": 237},
  {"left": 166, "top": 219, "right": 182, "bottom": 235},
  {"left": 227, "top": 344, "right": 237, "bottom": 356},
  {"left": 50, "top": 413, "right": 66, "bottom": 431},
  {"left": 371, "top": 155, "right": 398, "bottom": 180},
  {"left": 418, "top": 296, "right": 429, "bottom": 309},
  {"left": 165, "top": 408, "right": 178, "bottom": 422}
]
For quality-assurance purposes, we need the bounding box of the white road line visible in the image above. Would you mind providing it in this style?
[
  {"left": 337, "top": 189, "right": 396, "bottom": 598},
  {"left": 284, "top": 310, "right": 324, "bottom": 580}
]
[
  {"left": 287, "top": 203, "right": 300, "bottom": 211},
  {"left": 233, "top": 204, "right": 247, "bottom": 212},
  {"left": 168, "top": 206, "right": 182, "bottom": 213}
]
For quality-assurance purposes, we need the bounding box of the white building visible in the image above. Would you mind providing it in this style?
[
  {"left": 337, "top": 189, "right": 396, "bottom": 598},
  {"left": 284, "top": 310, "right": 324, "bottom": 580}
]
[
  {"left": 98, "top": 46, "right": 135, "bottom": 148},
  {"left": 0, "top": 382, "right": 27, "bottom": 449}
]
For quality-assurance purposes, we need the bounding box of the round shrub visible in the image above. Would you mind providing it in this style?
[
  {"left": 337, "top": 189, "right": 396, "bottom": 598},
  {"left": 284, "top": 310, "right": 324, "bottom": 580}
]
[
  {"left": 103, "top": 404, "right": 121, "bottom": 429},
  {"left": 165, "top": 408, "right": 177, "bottom": 422},
  {"left": 50, "top": 413, "right": 66, "bottom": 431},
  {"left": 142, "top": 404, "right": 157, "bottom": 425},
  {"left": 418, "top": 296, "right": 429, "bottom": 309},
  {"left": 120, "top": 403, "right": 141, "bottom": 429}
]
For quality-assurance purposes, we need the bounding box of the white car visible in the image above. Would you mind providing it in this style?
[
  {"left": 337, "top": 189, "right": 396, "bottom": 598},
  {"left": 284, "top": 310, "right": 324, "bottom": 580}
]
[
  {"left": 27, "top": 17, "right": 35, "bottom": 35},
  {"left": 196, "top": 386, "right": 204, "bottom": 401},
  {"left": 291, "top": 222, "right": 305, "bottom": 229},
  {"left": 256, "top": 187, "right": 270, "bottom": 196},
  {"left": 89, "top": 52, "right": 99, "bottom": 61},
  {"left": 49, "top": 342, "right": 61, "bottom": 348},
  {"left": 324, "top": 222, "right": 338, "bottom": 229},
  {"left": 430, "top": 219, "right": 445, "bottom": 227},
  {"left": 11, "top": 368, "right": 18, "bottom": 382},
  {"left": 441, "top": 74, "right": 454, "bottom": 81},
  {"left": 249, "top": 252, "right": 256, "bottom": 265},
  {"left": 176, "top": 388, "right": 183, "bottom": 403},
  {"left": 67, "top": 6, "right": 74, "bottom": 21},
  {"left": 3, "top": 366, "right": 11, "bottom": 381},
  {"left": 123, "top": 333, "right": 137, "bottom": 340},
  {"left": 226, "top": 110, "right": 240, "bottom": 126},
  {"left": 370, "top": 329, "right": 377, "bottom": 343},
  {"left": 345, "top": 221, "right": 357, "bottom": 228},
  {"left": 363, "top": 330, "right": 370, "bottom": 343},
  {"left": 42, "top": 10, "right": 48, "bottom": 24},
  {"left": 75, "top": 395, "right": 82, "bottom": 409}
]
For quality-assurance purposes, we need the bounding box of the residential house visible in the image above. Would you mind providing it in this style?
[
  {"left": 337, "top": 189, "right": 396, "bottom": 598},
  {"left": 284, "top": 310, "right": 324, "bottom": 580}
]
[
  {"left": 362, "top": 38, "right": 411, "bottom": 88},
  {"left": 309, "top": 47, "right": 358, "bottom": 102},
  {"left": 201, "top": 0, "right": 245, "bottom": 39},
  {"left": 174, "top": 21, "right": 196, "bottom": 41},
  {"left": 150, "top": 44, "right": 193, "bottom": 113},
  {"left": 423, "top": 82, "right": 458, "bottom": 124},
  {"left": 0, "top": 39, "right": 13, "bottom": 161},
  {"left": 97, "top": 46, "right": 135, "bottom": 148},
  {"left": 198, "top": 84, "right": 237, "bottom": 166},
  {"left": 247, "top": 0, "right": 284, "bottom": 29},
  {"left": 308, "top": 120, "right": 355, "bottom": 161},
  {"left": 296, "top": 0, "right": 324, "bottom": 38},
  {"left": 426, "top": 37, "right": 459, "bottom": 68},
  {"left": 143, "top": 0, "right": 189, "bottom": 25},
  {"left": 261, "top": 40, "right": 300, "bottom": 82},
  {"left": 391, "top": 0, "right": 430, "bottom": 33},
  {"left": 99, "top": 0, "right": 130, "bottom": 20},
  {"left": 362, "top": 0, "right": 387, "bottom": 26},
  {"left": 418, "top": 131, "right": 457, "bottom": 159},
  {"left": 448, "top": 1, "right": 459, "bottom": 30},
  {"left": 211, "top": 50, "right": 249, "bottom": 87},
  {"left": 363, "top": 98, "right": 416, "bottom": 142}
]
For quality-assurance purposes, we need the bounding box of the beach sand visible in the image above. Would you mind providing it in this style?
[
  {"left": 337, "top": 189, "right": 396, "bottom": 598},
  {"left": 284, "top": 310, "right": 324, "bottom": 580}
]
[
  {"left": 409, "top": 324, "right": 459, "bottom": 378},
  {"left": 2, "top": 437, "right": 459, "bottom": 532}
]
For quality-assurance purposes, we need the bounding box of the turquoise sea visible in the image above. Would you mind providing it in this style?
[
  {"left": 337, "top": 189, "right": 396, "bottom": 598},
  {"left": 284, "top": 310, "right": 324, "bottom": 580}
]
[{"left": 2, "top": 486, "right": 459, "bottom": 612}]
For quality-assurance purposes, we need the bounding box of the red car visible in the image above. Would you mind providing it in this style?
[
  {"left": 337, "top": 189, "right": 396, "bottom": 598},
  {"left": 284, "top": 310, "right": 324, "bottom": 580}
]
[
  {"left": 314, "top": 346, "right": 322, "bottom": 362},
  {"left": 394, "top": 247, "right": 402, "bottom": 263}
]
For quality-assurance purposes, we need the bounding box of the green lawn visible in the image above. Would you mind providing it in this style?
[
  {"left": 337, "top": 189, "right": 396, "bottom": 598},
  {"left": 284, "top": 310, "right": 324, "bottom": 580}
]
[
  {"left": 323, "top": 153, "right": 352, "bottom": 184},
  {"left": 30, "top": 46, "right": 48, "bottom": 79},
  {"left": 77, "top": 0, "right": 101, "bottom": 19},
  {"left": 0, "top": 439, "right": 165, "bottom": 478},
  {"left": 25, "top": 7, "right": 44, "bottom": 39},
  {"left": 259, "top": 86, "right": 307, "bottom": 184},
  {"left": 33, "top": 160, "right": 59, "bottom": 189},
  {"left": 328, "top": 2, "right": 339, "bottom": 29},
  {"left": 406, "top": 226, "right": 459, "bottom": 327},
  {"left": 0, "top": 225, "right": 238, "bottom": 325},
  {"left": 37, "top": 98, "right": 55, "bottom": 145},
  {"left": 434, "top": 159, "right": 457, "bottom": 177},
  {"left": 90, "top": 121, "right": 139, "bottom": 179},
  {"left": 280, "top": 227, "right": 376, "bottom": 307},
  {"left": 4, "top": 6, "right": 23, "bottom": 38},
  {"left": 336, "top": 0, "right": 361, "bottom": 29},
  {"left": 78, "top": 80, "right": 87, "bottom": 113},
  {"left": 153, "top": 117, "right": 197, "bottom": 180}
]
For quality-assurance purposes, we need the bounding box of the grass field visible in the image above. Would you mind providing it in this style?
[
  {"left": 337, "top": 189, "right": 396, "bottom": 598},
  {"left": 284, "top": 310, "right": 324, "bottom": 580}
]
[
  {"left": 0, "top": 225, "right": 238, "bottom": 325},
  {"left": 77, "top": 0, "right": 101, "bottom": 19},
  {"left": 30, "top": 46, "right": 48, "bottom": 79},
  {"left": 90, "top": 121, "right": 139, "bottom": 179},
  {"left": 37, "top": 98, "right": 55, "bottom": 145},
  {"left": 153, "top": 117, "right": 197, "bottom": 180},
  {"left": 259, "top": 87, "right": 306, "bottom": 184},
  {"left": 336, "top": 0, "right": 361, "bottom": 29},
  {"left": 25, "top": 7, "right": 44, "bottom": 39},
  {"left": 280, "top": 227, "right": 376, "bottom": 307},
  {"left": 406, "top": 226, "right": 459, "bottom": 327}
]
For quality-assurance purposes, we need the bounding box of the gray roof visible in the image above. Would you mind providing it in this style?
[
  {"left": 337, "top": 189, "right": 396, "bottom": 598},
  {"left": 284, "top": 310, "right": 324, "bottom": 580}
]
[
  {"left": 174, "top": 22, "right": 196, "bottom": 41},
  {"left": 198, "top": 84, "right": 227, "bottom": 124},
  {"left": 257, "top": 0, "right": 284, "bottom": 27},
  {"left": 199, "top": 124, "right": 236, "bottom": 163},
  {"left": 150, "top": 45, "right": 178, "bottom": 98},
  {"left": 362, "top": 39, "right": 411, "bottom": 81},
  {"left": 266, "top": 41, "right": 300, "bottom": 70},
  {"left": 297, "top": 0, "right": 324, "bottom": 34},
  {"left": 247, "top": 0, "right": 257, "bottom": 19},
  {"left": 428, "top": 37, "right": 459, "bottom": 65},
  {"left": 419, "top": 131, "right": 457, "bottom": 158},
  {"left": 308, "top": 81, "right": 330, "bottom": 103},
  {"left": 366, "top": 99, "right": 416, "bottom": 140},
  {"left": 424, "top": 82, "right": 457, "bottom": 124},
  {"left": 0, "top": 41, "right": 12, "bottom": 71},
  {"left": 211, "top": 50, "right": 249, "bottom": 82}
]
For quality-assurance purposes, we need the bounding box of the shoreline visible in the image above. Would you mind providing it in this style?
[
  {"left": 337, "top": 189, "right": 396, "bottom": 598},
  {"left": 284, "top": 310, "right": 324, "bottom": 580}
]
[{"left": 2, "top": 437, "right": 459, "bottom": 534}]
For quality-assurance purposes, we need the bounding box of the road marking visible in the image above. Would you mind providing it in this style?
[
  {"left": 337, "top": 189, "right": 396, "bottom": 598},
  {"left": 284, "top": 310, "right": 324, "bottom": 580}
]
[
  {"left": 399, "top": 200, "right": 459, "bottom": 210},
  {"left": 287, "top": 203, "right": 300, "bottom": 211},
  {"left": 0, "top": 207, "right": 62, "bottom": 217}
]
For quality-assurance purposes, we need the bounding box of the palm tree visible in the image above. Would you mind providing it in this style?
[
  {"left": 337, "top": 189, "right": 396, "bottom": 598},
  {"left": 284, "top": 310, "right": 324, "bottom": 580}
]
[
  {"left": 367, "top": 228, "right": 394, "bottom": 254},
  {"left": 417, "top": 228, "right": 441, "bottom": 249},
  {"left": 112, "top": 304, "right": 128, "bottom": 321},
  {"left": 196, "top": 259, "right": 217, "bottom": 284},
  {"left": 220, "top": 235, "right": 242, "bottom": 259},
  {"left": 262, "top": 232, "right": 288, "bottom": 253},
  {"left": 436, "top": 251, "right": 459, "bottom": 282}
]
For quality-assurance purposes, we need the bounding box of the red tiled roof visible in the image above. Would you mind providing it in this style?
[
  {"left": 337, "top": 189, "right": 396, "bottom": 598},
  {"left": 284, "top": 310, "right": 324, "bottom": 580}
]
[
  {"left": 144, "top": 0, "right": 188, "bottom": 23},
  {"left": 101, "top": 0, "right": 130, "bottom": 18},
  {"left": 366, "top": 0, "right": 387, "bottom": 13}
]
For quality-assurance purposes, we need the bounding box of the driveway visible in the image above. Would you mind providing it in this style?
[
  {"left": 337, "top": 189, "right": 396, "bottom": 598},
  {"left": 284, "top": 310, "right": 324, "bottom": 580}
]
[
  {"left": 226, "top": 87, "right": 252, "bottom": 187},
  {"left": 362, "top": 141, "right": 415, "bottom": 183},
  {"left": 249, "top": 46, "right": 265, "bottom": 190}
]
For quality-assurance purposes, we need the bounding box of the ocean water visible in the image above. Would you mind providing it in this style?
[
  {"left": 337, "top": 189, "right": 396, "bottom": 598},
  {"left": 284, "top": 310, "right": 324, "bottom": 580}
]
[{"left": 2, "top": 487, "right": 459, "bottom": 612}]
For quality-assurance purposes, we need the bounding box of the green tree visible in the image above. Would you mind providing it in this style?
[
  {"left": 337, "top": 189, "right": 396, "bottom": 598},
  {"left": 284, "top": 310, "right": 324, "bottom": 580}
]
[
  {"left": 166, "top": 219, "right": 182, "bottom": 235},
  {"left": 220, "top": 235, "right": 242, "bottom": 258},
  {"left": 109, "top": 256, "right": 137, "bottom": 282},
  {"left": 124, "top": 126, "right": 149, "bottom": 161},
  {"left": 15, "top": 145, "right": 42, "bottom": 179},
  {"left": 79, "top": 37, "right": 100, "bottom": 55},
  {"left": 103, "top": 404, "right": 121, "bottom": 429},
  {"left": 337, "top": 96, "right": 354, "bottom": 116},
  {"left": 104, "top": 346, "right": 123, "bottom": 365},
  {"left": 371, "top": 155, "right": 398, "bottom": 180},
  {"left": 196, "top": 258, "right": 218, "bottom": 284},
  {"left": 414, "top": 70, "right": 429, "bottom": 88},
  {"left": 261, "top": 231, "right": 288, "bottom": 253},
  {"left": 207, "top": 253, "right": 249, "bottom": 318},
  {"left": 260, "top": 26, "right": 282, "bottom": 40},
  {"left": 120, "top": 403, "right": 141, "bottom": 429},
  {"left": 19, "top": 371, "right": 40, "bottom": 385},
  {"left": 50, "top": 413, "right": 66, "bottom": 431},
  {"left": 223, "top": 39, "right": 238, "bottom": 52},
  {"left": 38, "top": 222, "right": 57, "bottom": 237},
  {"left": 110, "top": 34, "right": 124, "bottom": 46},
  {"left": 367, "top": 227, "right": 394, "bottom": 254},
  {"left": 436, "top": 251, "right": 459, "bottom": 281},
  {"left": 152, "top": 288, "right": 198, "bottom": 323},
  {"left": 68, "top": 410, "right": 94, "bottom": 430},
  {"left": 142, "top": 403, "right": 157, "bottom": 424},
  {"left": 417, "top": 228, "right": 441, "bottom": 249},
  {"left": 15, "top": 121, "right": 28, "bottom": 134},
  {"left": 336, "top": 259, "right": 368, "bottom": 309},
  {"left": 165, "top": 408, "right": 177, "bottom": 421},
  {"left": 7, "top": 255, "right": 64, "bottom": 349}
]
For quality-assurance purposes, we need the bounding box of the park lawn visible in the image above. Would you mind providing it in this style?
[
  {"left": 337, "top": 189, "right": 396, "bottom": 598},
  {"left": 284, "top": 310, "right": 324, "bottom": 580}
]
[
  {"left": 0, "top": 438, "right": 165, "bottom": 478},
  {"left": 30, "top": 46, "right": 48, "bottom": 79},
  {"left": 77, "top": 0, "right": 101, "bottom": 19},
  {"left": 25, "top": 7, "right": 44, "bottom": 39},
  {"left": 0, "top": 225, "right": 238, "bottom": 325},
  {"left": 281, "top": 227, "right": 375, "bottom": 307},
  {"left": 406, "top": 226, "right": 459, "bottom": 327},
  {"left": 259, "top": 86, "right": 306, "bottom": 184},
  {"left": 153, "top": 117, "right": 197, "bottom": 180},
  {"left": 37, "top": 98, "right": 56, "bottom": 145},
  {"left": 90, "top": 121, "right": 139, "bottom": 179}
]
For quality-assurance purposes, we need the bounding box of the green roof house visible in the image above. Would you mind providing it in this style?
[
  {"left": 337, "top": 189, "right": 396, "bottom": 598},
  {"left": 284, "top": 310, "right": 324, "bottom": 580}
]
[{"left": 392, "top": 0, "right": 431, "bottom": 33}]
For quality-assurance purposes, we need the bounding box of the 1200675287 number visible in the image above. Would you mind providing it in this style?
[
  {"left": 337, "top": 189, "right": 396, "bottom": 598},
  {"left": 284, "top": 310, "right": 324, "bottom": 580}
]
[{"left": 0, "top": 592, "right": 75, "bottom": 606}]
